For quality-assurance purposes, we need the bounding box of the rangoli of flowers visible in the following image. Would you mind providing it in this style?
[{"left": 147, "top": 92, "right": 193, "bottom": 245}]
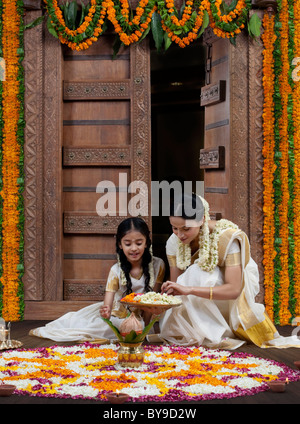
[{"left": 0, "top": 344, "right": 299, "bottom": 402}]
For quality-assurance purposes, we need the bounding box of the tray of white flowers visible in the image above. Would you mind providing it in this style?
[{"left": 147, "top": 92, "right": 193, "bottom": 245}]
[{"left": 120, "top": 292, "right": 182, "bottom": 310}]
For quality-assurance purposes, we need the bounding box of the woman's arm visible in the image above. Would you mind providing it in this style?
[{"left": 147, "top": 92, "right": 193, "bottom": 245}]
[
  {"left": 162, "top": 265, "right": 243, "bottom": 300},
  {"left": 169, "top": 266, "right": 183, "bottom": 282}
]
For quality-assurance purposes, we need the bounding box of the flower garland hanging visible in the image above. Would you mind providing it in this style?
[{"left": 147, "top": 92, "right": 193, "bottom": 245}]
[
  {"left": 44, "top": 0, "right": 253, "bottom": 51},
  {"left": 261, "top": 12, "right": 277, "bottom": 322},
  {"left": 0, "top": 0, "right": 25, "bottom": 321},
  {"left": 207, "top": 0, "right": 251, "bottom": 39},
  {"left": 157, "top": 0, "right": 208, "bottom": 48},
  {"left": 292, "top": 0, "right": 300, "bottom": 318},
  {"left": 0, "top": 0, "right": 3, "bottom": 317},
  {"left": 107, "top": 0, "right": 157, "bottom": 46},
  {"left": 276, "top": 0, "right": 292, "bottom": 325},
  {"left": 262, "top": 0, "right": 300, "bottom": 325},
  {"left": 44, "top": 0, "right": 109, "bottom": 51}
]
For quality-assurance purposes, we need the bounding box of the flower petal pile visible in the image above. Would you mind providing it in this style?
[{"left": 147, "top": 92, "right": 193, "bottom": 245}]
[
  {"left": 121, "top": 292, "right": 181, "bottom": 305},
  {"left": 0, "top": 344, "right": 299, "bottom": 402}
]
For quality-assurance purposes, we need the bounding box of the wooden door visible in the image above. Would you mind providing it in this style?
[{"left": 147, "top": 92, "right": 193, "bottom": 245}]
[
  {"left": 62, "top": 37, "right": 152, "bottom": 304},
  {"left": 23, "top": 25, "right": 152, "bottom": 319}
]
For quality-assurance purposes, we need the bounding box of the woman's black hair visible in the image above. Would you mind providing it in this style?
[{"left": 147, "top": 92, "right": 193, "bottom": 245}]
[
  {"left": 170, "top": 193, "right": 204, "bottom": 222},
  {"left": 116, "top": 217, "right": 152, "bottom": 296}
]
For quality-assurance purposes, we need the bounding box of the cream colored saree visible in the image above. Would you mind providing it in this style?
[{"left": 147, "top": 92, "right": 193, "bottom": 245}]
[{"left": 159, "top": 228, "right": 300, "bottom": 349}]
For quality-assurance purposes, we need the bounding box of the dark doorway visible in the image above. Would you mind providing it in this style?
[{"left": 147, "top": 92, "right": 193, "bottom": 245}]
[{"left": 150, "top": 40, "right": 206, "bottom": 276}]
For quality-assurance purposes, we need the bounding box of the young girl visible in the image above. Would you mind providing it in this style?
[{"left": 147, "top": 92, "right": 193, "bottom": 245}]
[
  {"left": 30, "top": 218, "right": 165, "bottom": 342},
  {"left": 100, "top": 217, "right": 165, "bottom": 328}
]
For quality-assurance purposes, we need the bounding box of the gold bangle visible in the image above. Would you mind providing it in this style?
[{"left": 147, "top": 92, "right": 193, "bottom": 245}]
[{"left": 209, "top": 287, "right": 213, "bottom": 301}]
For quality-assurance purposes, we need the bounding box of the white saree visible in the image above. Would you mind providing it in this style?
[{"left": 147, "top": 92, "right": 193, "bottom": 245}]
[
  {"left": 159, "top": 229, "right": 300, "bottom": 349},
  {"left": 30, "top": 257, "right": 165, "bottom": 342}
]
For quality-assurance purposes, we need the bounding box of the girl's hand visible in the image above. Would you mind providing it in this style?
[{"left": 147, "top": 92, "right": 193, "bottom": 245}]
[
  {"left": 100, "top": 305, "right": 111, "bottom": 319},
  {"left": 161, "top": 281, "right": 190, "bottom": 296}
]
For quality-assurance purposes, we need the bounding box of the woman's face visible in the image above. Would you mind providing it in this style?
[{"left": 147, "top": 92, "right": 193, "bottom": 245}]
[{"left": 169, "top": 216, "right": 202, "bottom": 245}]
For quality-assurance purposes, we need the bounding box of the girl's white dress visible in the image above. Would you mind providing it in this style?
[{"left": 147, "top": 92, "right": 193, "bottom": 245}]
[
  {"left": 30, "top": 257, "right": 165, "bottom": 342},
  {"left": 159, "top": 229, "right": 300, "bottom": 349}
]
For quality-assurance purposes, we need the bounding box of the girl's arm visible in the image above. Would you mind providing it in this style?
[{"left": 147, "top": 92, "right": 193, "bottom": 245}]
[
  {"left": 162, "top": 265, "right": 243, "bottom": 300},
  {"left": 100, "top": 291, "right": 115, "bottom": 319}
]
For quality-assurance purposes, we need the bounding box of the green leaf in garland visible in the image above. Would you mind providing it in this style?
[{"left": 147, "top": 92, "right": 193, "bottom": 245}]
[
  {"left": 179, "top": 2, "right": 186, "bottom": 19},
  {"left": 79, "top": 1, "right": 86, "bottom": 26},
  {"left": 66, "top": 1, "right": 78, "bottom": 30},
  {"left": 24, "top": 16, "right": 45, "bottom": 31},
  {"left": 151, "top": 11, "right": 164, "bottom": 52},
  {"left": 164, "top": 32, "right": 172, "bottom": 51},
  {"left": 228, "top": 0, "right": 238, "bottom": 12},
  {"left": 248, "top": 13, "right": 261, "bottom": 39},
  {"left": 47, "top": 16, "right": 59, "bottom": 39},
  {"left": 112, "top": 36, "right": 123, "bottom": 60},
  {"left": 229, "top": 36, "right": 236, "bottom": 46},
  {"left": 137, "top": 25, "right": 151, "bottom": 44},
  {"left": 198, "top": 9, "right": 210, "bottom": 38}
]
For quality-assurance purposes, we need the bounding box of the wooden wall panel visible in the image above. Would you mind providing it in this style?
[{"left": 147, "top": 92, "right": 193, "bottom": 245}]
[
  {"left": 202, "top": 26, "right": 265, "bottom": 299},
  {"left": 202, "top": 38, "right": 231, "bottom": 220}
]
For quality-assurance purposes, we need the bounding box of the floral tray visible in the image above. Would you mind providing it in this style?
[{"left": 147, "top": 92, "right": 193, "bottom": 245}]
[{"left": 120, "top": 299, "right": 182, "bottom": 311}]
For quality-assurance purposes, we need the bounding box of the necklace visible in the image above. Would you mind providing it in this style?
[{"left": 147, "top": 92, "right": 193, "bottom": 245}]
[{"left": 130, "top": 270, "right": 143, "bottom": 280}]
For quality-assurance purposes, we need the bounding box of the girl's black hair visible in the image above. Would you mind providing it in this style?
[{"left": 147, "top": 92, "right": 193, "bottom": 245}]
[
  {"left": 116, "top": 217, "right": 152, "bottom": 296},
  {"left": 170, "top": 193, "right": 204, "bottom": 222}
]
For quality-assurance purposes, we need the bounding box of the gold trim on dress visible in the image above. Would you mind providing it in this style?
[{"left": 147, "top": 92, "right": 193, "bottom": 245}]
[
  {"left": 234, "top": 313, "right": 278, "bottom": 347},
  {"left": 218, "top": 229, "right": 238, "bottom": 266},
  {"left": 224, "top": 252, "right": 241, "bottom": 266},
  {"left": 167, "top": 254, "right": 177, "bottom": 267},
  {"left": 105, "top": 274, "right": 119, "bottom": 292},
  {"left": 156, "top": 264, "right": 165, "bottom": 283}
]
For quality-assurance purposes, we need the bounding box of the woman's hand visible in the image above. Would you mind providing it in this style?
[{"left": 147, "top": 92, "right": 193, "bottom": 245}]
[
  {"left": 161, "top": 281, "right": 190, "bottom": 296},
  {"left": 100, "top": 305, "right": 111, "bottom": 319}
]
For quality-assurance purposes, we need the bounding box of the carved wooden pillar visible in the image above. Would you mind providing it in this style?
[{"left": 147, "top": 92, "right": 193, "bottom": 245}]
[
  {"left": 23, "top": 2, "right": 44, "bottom": 301},
  {"left": 23, "top": 1, "right": 63, "bottom": 307}
]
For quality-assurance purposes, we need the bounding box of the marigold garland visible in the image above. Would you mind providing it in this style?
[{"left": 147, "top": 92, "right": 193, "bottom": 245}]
[
  {"left": 277, "top": 0, "right": 292, "bottom": 325},
  {"left": 207, "top": 0, "right": 249, "bottom": 39},
  {"left": 261, "top": 12, "right": 277, "bottom": 321},
  {"left": 293, "top": 0, "right": 300, "bottom": 318},
  {"left": 262, "top": 0, "right": 300, "bottom": 324},
  {"left": 0, "top": 0, "right": 25, "bottom": 321},
  {"left": 44, "top": 0, "right": 252, "bottom": 50}
]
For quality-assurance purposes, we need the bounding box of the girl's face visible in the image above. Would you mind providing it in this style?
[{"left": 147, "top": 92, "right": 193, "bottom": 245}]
[
  {"left": 170, "top": 216, "right": 202, "bottom": 245},
  {"left": 119, "top": 230, "right": 147, "bottom": 264}
]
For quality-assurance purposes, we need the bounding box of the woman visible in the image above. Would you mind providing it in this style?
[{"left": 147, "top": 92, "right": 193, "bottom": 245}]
[{"left": 159, "top": 193, "right": 300, "bottom": 349}]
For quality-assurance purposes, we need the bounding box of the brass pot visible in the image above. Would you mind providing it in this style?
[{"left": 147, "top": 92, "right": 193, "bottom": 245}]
[{"left": 117, "top": 342, "right": 145, "bottom": 368}]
